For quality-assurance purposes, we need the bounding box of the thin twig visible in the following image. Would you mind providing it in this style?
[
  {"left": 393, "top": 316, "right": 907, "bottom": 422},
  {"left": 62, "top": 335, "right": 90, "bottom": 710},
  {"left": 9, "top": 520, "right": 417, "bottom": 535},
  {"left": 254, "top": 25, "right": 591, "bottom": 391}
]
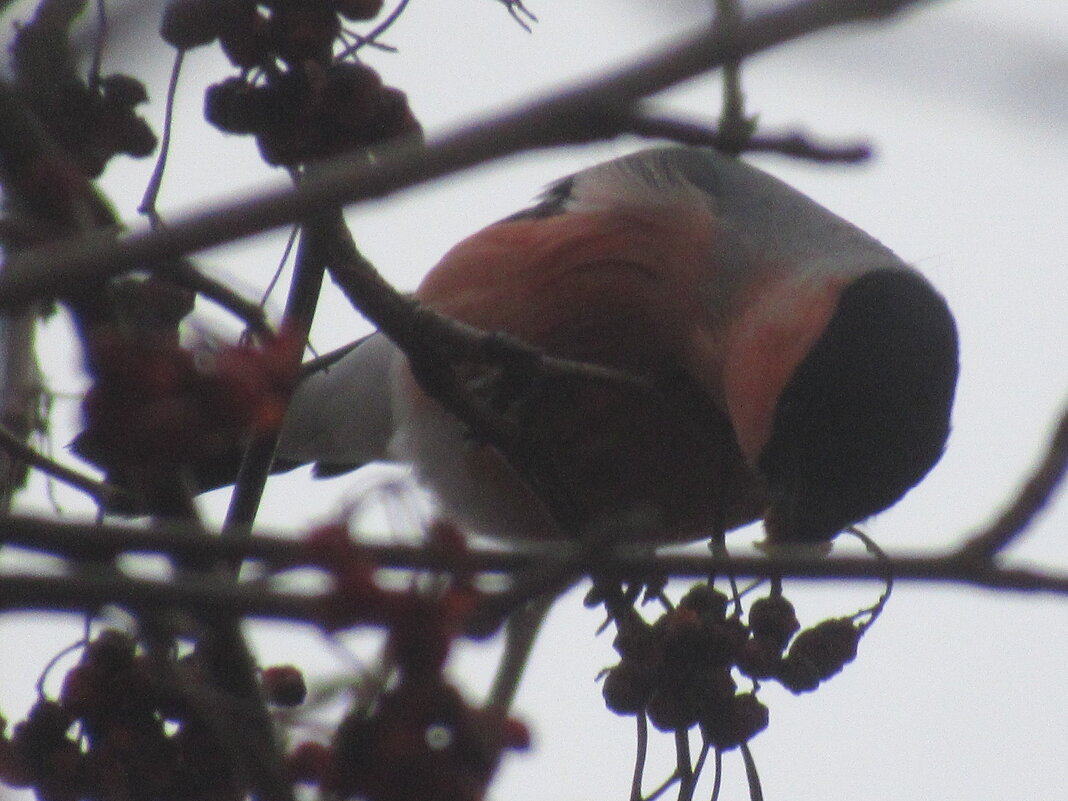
[
  {"left": 691, "top": 741, "right": 712, "bottom": 797},
  {"left": 0, "top": 423, "right": 135, "bottom": 507},
  {"left": 644, "top": 768, "right": 682, "bottom": 801},
  {"left": 674, "top": 729, "right": 694, "bottom": 801},
  {"left": 259, "top": 224, "right": 299, "bottom": 307},
  {"left": 87, "top": 0, "right": 107, "bottom": 94},
  {"left": 957, "top": 402, "right": 1068, "bottom": 560},
  {"left": 498, "top": 0, "right": 538, "bottom": 32},
  {"left": 714, "top": 0, "right": 756, "bottom": 153},
  {"left": 485, "top": 593, "right": 554, "bottom": 712},
  {"left": 709, "top": 748, "right": 723, "bottom": 801},
  {"left": 8, "top": 544, "right": 1068, "bottom": 625},
  {"left": 631, "top": 712, "right": 649, "bottom": 801},
  {"left": 739, "top": 743, "right": 764, "bottom": 801},
  {"left": 139, "top": 51, "right": 185, "bottom": 227},
  {"left": 321, "top": 215, "right": 579, "bottom": 531},
  {"left": 336, "top": 0, "right": 412, "bottom": 58},
  {"left": 627, "top": 114, "right": 873, "bottom": 163},
  {"left": 168, "top": 257, "right": 272, "bottom": 335},
  {"left": 222, "top": 211, "right": 327, "bottom": 541},
  {"left": 0, "top": 312, "right": 42, "bottom": 509}
]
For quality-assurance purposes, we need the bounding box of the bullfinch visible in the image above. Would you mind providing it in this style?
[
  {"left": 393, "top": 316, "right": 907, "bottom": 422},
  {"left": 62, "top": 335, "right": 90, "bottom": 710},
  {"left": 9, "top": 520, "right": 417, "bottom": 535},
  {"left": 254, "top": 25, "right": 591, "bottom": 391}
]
[{"left": 275, "top": 146, "right": 959, "bottom": 545}]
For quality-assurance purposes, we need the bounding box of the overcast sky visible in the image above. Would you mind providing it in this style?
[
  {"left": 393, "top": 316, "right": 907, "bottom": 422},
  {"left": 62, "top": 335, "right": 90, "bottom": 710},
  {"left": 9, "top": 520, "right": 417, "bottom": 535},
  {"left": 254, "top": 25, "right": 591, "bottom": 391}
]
[{"left": 3, "top": 1, "right": 1068, "bottom": 800}]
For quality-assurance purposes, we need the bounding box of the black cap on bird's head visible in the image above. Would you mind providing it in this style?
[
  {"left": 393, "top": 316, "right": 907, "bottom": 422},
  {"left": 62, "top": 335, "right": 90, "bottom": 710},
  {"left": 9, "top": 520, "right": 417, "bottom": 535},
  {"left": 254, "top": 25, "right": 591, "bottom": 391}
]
[{"left": 758, "top": 268, "right": 959, "bottom": 543}]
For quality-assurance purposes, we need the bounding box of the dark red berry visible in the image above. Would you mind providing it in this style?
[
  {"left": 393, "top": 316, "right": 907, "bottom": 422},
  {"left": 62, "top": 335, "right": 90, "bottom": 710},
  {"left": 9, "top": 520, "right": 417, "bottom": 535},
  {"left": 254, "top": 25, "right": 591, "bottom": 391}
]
[
  {"left": 736, "top": 636, "right": 783, "bottom": 680},
  {"left": 100, "top": 74, "right": 148, "bottom": 107},
  {"left": 288, "top": 741, "right": 332, "bottom": 783},
  {"left": 646, "top": 685, "right": 697, "bottom": 732},
  {"left": 19, "top": 701, "right": 73, "bottom": 746},
  {"left": 602, "top": 661, "right": 654, "bottom": 715},
  {"left": 612, "top": 616, "right": 655, "bottom": 662},
  {"left": 219, "top": 6, "right": 272, "bottom": 69},
  {"left": 263, "top": 665, "right": 307, "bottom": 707},
  {"left": 701, "top": 692, "right": 769, "bottom": 750},
  {"left": 85, "top": 630, "right": 136, "bottom": 673},
  {"left": 336, "top": 0, "right": 384, "bottom": 21},
  {"left": 678, "top": 584, "right": 728, "bottom": 621},
  {"left": 160, "top": 0, "right": 222, "bottom": 49},
  {"left": 777, "top": 655, "right": 821, "bottom": 693},
  {"left": 205, "top": 78, "right": 271, "bottom": 134},
  {"left": 788, "top": 618, "right": 860, "bottom": 679},
  {"left": 778, "top": 617, "right": 861, "bottom": 693},
  {"left": 748, "top": 595, "right": 800, "bottom": 652}
]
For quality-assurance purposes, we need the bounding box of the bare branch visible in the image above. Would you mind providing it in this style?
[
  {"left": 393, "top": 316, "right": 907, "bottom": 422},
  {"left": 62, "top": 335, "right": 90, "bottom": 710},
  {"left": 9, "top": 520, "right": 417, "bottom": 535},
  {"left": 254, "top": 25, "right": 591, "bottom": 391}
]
[
  {"left": 626, "top": 113, "right": 872, "bottom": 163},
  {"left": 0, "top": 422, "right": 136, "bottom": 507},
  {"left": 6, "top": 548, "right": 1068, "bottom": 631},
  {"left": 0, "top": 314, "right": 43, "bottom": 508},
  {"left": 956, "top": 401, "right": 1068, "bottom": 560},
  {"left": 167, "top": 257, "right": 273, "bottom": 335},
  {"left": 6, "top": 513, "right": 1068, "bottom": 608},
  {"left": 0, "top": 0, "right": 931, "bottom": 311},
  {"left": 498, "top": 0, "right": 538, "bottom": 33},
  {"left": 139, "top": 50, "right": 185, "bottom": 226},
  {"left": 221, "top": 213, "right": 326, "bottom": 540}
]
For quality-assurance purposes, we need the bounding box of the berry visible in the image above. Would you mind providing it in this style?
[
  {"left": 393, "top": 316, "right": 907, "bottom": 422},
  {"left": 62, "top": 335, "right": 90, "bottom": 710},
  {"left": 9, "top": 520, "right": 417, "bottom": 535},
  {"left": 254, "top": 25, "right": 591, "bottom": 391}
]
[
  {"left": 601, "top": 661, "right": 654, "bottom": 715},
  {"left": 747, "top": 595, "right": 800, "bottom": 652},
  {"left": 736, "top": 636, "right": 783, "bottom": 680},
  {"left": 263, "top": 665, "right": 307, "bottom": 707},
  {"left": 678, "top": 584, "right": 728, "bottom": 621},
  {"left": 336, "top": 0, "right": 385, "bottom": 21},
  {"left": 700, "top": 693, "right": 769, "bottom": 751},
  {"left": 778, "top": 618, "right": 861, "bottom": 693},
  {"left": 160, "top": 0, "right": 223, "bottom": 49}
]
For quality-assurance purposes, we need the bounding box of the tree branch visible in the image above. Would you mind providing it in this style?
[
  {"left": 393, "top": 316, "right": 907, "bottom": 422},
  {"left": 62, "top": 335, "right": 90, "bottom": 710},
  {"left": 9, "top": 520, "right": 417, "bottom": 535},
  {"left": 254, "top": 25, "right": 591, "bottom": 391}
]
[
  {"left": 0, "top": 0, "right": 932, "bottom": 311},
  {"left": 625, "top": 113, "right": 873, "bottom": 163},
  {"left": 0, "top": 422, "right": 136, "bottom": 507},
  {"left": 5, "top": 549, "right": 1068, "bottom": 633},
  {"left": 956, "top": 402, "right": 1068, "bottom": 560},
  {"left": 5, "top": 514, "right": 1068, "bottom": 609}
]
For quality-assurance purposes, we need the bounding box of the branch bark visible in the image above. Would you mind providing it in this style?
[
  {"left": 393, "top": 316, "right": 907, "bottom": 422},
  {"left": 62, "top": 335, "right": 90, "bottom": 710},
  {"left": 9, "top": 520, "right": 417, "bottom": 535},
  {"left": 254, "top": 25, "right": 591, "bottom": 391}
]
[{"left": 0, "top": 0, "right": 933, "bottom": 311}]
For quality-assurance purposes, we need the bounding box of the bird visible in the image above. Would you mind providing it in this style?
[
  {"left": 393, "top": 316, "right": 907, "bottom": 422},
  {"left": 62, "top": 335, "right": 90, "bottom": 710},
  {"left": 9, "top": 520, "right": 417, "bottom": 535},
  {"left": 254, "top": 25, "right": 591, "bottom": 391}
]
[{"left": 275, "top": 145, "right": 959, "bottom": 546}]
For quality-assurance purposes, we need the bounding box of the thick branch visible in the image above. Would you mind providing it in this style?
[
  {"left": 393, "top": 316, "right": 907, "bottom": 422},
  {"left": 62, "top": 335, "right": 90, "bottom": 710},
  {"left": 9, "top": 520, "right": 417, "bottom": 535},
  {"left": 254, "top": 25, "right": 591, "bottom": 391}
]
[
  {"left": 5, "top": 514, "right": 1068, "bottom": 602},
  {"left": 4, "top": 550, "right": 1068, "bottom": 631},
  {"left": 0, "top": 0, "right": 932, "bottom": 310}
]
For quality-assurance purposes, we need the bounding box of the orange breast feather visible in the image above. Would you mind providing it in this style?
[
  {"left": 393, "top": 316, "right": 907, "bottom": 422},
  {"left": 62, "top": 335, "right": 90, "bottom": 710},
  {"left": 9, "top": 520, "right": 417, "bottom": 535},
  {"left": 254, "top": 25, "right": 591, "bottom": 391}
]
[{"left": 408, "top": 209, "right": 767, "bottom": 540}]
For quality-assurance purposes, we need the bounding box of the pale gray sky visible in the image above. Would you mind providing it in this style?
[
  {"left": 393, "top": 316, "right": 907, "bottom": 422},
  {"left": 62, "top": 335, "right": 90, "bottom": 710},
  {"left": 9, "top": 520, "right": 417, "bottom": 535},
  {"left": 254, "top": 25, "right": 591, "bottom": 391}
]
[{"left": 3, "top": 1, "right": 1067, "bottom": 800}]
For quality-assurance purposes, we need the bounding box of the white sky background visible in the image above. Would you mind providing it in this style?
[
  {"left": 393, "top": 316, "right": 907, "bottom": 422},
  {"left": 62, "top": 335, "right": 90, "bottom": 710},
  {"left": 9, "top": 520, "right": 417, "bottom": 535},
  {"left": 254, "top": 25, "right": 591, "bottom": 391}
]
[{"left": 2, "top": 0, "right": 1068, "bottom": 800}]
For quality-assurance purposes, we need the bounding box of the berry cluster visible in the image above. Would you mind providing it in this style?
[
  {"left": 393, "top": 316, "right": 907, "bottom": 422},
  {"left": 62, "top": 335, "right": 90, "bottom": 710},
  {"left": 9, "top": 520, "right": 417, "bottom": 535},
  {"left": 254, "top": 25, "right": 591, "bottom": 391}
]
[
  {"left": 161, "top": 0, "right": 420, "bottom": 166},
  {"left": 161, "top": 0, "right": 384, "bottom": 61},
  {"left": 205, "top": 63, "right": 419, "bottom": 166},
  {"left": 75, "top": 326, "right": 301, "bottom": 498},
  {"left": 0, "top": 631, "right": 241, "bottom": 801},
  {"left": 303, "top": 521, "right": 479, "bottom": 644},
  {"left": 291, "top": 678, "right": 529, "bottom": 801},
  {"left": 601, "top": 585, "right": 767, "bottom": 748},
  {"left": 738, "top": 605, "right": 861, "bottom": 694},
  {"left": 290, "top": 523, "right": 530, "bottom": 801},
  {"left": 12, "top": 6, "right": 156, "bottom": 178},
  {"left": 601, "top": 583, "right": 863, "bottom": 748}
]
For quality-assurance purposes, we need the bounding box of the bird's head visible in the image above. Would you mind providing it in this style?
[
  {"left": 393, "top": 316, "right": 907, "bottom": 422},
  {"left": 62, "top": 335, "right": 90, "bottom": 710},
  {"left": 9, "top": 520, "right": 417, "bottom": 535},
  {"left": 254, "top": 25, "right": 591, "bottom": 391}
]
[{"left": 727, "top": 267, "right": 959, "bottom": 544}]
